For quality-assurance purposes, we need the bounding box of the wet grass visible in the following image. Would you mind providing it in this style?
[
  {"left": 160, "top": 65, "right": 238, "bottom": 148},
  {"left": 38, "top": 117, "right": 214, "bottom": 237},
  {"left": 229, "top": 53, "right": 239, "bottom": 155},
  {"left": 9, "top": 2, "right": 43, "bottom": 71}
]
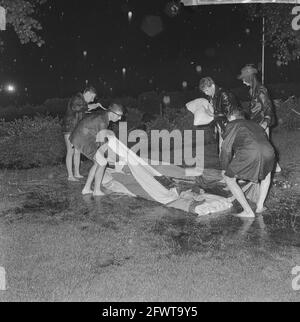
[{"left": 0, "top": 131, "right": 300, "bottom": 301}]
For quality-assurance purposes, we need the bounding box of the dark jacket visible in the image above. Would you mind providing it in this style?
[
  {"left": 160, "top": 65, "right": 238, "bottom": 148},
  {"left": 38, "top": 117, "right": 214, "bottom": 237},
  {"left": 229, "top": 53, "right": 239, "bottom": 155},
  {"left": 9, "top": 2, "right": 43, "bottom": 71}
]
[
  {"left": 220, "top": 119, "right": 275, "bottom": 182},
  {"left": 70, "top": 111, "right": 110, "bottom": 160},
  {"left": 62, "top": 93, "right": 88, "bottom": 133},
  {"left": 208, "top": 86, "right": 238, "bottom": 133},
  {"left": 248, "top": 84, "right": 274, "bottom": 127}
]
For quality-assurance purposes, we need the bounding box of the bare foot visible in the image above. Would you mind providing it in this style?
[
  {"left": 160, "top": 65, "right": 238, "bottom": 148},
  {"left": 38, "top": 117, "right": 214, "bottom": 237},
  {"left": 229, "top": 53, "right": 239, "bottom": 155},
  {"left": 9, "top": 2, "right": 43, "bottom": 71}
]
[
  {"left": 82, "top": 188, "right": 93, "bottom": 195},
  {"left": 93, "top": 190, "right": 105, "bottom": 196},
  {"left": 275, "top": 164, "right": 282, "bottom": 173},
  {"left": 256, "top": 206, "right": 267, "bottom": 214},
  {"left": 235, "top": 210, "right": 255, "bottom": 218},
  {"left": 74, "top": 174, "right": 84, "bottom": 179},
  {"left": 68, "top": 176, "right": 79, "bottom": 182}
]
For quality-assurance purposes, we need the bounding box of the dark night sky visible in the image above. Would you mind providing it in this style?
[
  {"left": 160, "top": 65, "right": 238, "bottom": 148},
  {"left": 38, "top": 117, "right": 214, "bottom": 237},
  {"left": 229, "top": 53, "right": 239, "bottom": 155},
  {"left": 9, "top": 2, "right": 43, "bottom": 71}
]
[{"left": 0, "top": 0, "right": 299, "bottom": 104}]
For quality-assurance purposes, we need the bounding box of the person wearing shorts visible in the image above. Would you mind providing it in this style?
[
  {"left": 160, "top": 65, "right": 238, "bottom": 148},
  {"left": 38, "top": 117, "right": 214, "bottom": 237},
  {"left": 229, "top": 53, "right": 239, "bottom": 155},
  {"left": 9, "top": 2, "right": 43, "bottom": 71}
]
[{"left": 62, "top": 86, "right": 101, "bottom": 181}]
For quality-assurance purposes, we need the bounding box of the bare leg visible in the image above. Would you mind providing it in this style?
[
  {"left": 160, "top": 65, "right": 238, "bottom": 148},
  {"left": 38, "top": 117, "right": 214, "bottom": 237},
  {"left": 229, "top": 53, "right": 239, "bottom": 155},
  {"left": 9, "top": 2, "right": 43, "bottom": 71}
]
[
  {"left": 265, "top": 127, "right": 281, "bottom": 173},
  {"left": 218, "top": 130, "right": 223, "bottom": 156},
  {"left": 74, "top": 149, "right": 83, "bottom": 178},
  {"left": 256, "top": 172, "right": 271, "bottom": 213},
  {"left": 82, "top": 162, "right": 97, "bottom": 194},
  {"left": 275, "top": 163, "right": 282, "bottom": 173},
  {"left": 64, "top": 134, "right": 78, "bottom": 181},
  {"left": 224, "top": 175, "right": 255, "bottom": 218},
  {"left": 93, "top": 164, "right": 107, "bottom": 196}
]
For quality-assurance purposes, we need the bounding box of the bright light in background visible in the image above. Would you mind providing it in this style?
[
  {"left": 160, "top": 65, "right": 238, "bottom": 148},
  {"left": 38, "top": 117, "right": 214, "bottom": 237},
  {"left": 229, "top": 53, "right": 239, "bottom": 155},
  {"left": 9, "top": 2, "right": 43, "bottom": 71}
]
[
  {"left": 5, "top": 84, "right": 16, "bottom": 93},
  {"left": 163, "top": 95, "right": 171, "bottom": 105},
  {"left": 128, "top": 11, "right": 133, "bottom": 22}
]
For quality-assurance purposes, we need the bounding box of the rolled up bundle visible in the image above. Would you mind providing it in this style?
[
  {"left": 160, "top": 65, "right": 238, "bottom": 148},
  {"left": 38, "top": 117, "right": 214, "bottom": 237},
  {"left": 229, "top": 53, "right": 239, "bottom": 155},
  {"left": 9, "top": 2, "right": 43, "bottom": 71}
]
[{"left": 186, "top": 98, "right": 214, "bottom": 126}]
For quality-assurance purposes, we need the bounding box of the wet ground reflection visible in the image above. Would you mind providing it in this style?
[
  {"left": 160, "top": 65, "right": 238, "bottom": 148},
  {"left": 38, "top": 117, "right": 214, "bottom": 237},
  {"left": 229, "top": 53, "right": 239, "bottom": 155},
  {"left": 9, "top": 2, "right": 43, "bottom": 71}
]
[
  {"left": 1, "top": 182, "right": 300, "bottom": 302},
  {"left": 9, "top": 185, "right": 300, "bottom": 254}
]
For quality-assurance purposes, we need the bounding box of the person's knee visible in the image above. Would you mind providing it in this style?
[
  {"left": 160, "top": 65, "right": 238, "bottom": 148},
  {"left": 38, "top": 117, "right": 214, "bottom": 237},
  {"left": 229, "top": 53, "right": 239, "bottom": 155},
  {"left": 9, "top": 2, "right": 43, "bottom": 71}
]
[
  {"left": 66, "top": 147, "right": 74, "bottom": 156},
  {"left": 224, "top": 174, "right": 235, "bottom": 183},
  {"left": 95, "top": 151, "right": 108, "bottom": 167},
  {"left": 74, "top": 149, "right": 81, "bottom": 156}
]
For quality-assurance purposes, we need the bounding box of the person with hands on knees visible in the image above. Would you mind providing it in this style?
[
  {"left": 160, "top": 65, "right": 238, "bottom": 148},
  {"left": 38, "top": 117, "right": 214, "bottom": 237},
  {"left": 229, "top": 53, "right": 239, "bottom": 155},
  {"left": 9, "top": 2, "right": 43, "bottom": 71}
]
[{"left": 220, "top": 106, "right": 276, "bottom": 217}]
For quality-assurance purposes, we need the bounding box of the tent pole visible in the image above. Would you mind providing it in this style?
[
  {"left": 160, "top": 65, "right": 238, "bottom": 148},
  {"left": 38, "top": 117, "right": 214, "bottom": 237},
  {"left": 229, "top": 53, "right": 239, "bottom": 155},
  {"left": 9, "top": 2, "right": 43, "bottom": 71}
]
[{"left": 262, "top": 16, "right": 265, "bottom": 85}]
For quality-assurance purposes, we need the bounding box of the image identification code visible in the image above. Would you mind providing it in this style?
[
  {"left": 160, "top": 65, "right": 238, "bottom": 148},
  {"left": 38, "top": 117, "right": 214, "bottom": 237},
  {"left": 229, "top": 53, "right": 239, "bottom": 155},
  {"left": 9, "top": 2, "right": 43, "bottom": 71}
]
[{"left": 102, "top": 306, "right": 198, "bottom": 319}]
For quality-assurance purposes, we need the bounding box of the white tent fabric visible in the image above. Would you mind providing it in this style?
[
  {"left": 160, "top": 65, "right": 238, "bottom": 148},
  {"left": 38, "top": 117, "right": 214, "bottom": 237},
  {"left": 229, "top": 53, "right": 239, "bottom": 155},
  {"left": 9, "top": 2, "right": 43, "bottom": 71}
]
[
  {"left": 105, "top": 137, "right": 179, "bottom": 204},
  {"left": 180, "top": 0, "right": 289, "bottom": 5},
  {"left": 96, "top": 136, "right": 233, "bottom": 216},
  {"left": 0, "top": 6, "right": 6, "bottom": 31},
  {"left": 186, "top": 98, "right": 214, "bottom": 126}
]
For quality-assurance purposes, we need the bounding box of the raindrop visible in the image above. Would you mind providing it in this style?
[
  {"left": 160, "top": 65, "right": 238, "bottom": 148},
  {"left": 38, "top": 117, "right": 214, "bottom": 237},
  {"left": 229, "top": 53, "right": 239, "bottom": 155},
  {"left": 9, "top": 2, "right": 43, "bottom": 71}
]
[
  {"left": 141, "top": 15, "right": 163, "bottom": 37},
  {"left": 128, "top": 11, "right": 133, "bottom": 22},
  {"left": 196, "top": 65, "right": 202, "bottom": 73},
  {"left": 182, "top": 81, "right": 188, "bottom": 88},
  {"left": 83, "top": 50, "right": 87, "bottom": 57}
]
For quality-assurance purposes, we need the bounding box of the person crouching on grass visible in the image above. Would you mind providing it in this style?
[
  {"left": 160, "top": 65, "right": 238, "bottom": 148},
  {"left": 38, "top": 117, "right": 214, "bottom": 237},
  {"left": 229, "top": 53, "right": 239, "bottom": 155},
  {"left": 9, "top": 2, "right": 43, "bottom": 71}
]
[
  {"left": 69, "top": 102, "right": 123, "bottom": 196},
  {"left": 62, "top": 86, "right": 103, "bottom": 181},
  {"left": 220, "top": 106, "right": 276, "bottom": 217}
]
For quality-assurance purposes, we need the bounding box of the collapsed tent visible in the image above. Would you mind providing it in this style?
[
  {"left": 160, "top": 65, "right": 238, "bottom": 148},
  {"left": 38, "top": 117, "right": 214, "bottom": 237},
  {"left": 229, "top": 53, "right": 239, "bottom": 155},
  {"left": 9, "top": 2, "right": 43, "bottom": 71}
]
[{"left": 96, "top": 136, "right": 233, "bottom": 217}]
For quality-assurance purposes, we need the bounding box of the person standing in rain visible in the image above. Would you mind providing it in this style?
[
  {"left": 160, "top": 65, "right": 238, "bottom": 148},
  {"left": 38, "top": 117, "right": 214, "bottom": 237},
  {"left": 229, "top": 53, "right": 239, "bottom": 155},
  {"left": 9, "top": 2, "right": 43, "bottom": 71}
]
[
  {"left": 199, "top": 77, "right": 238, "bottom": 154},
  {"left": 62, "top": 86, "right": 102, "bottom": 181},
  {"left": 237, "top": 64, "right": 281, "bottom": 173}
]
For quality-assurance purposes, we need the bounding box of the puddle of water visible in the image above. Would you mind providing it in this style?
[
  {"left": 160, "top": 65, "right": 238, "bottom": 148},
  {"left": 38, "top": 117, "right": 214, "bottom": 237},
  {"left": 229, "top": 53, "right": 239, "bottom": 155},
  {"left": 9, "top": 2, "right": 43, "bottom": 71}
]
[{"left": 3, "top": 183, "right": 300, "bottom": 256}]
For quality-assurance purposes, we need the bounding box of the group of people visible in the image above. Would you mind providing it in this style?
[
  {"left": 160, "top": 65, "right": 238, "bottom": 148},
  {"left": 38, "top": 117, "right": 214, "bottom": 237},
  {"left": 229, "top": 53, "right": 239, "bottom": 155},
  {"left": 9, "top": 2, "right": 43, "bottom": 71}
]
[
  {"left": 62, "top": 64, "right": 280, "bottom": 218},
  {"left": 198, "top": 64, "right": 280, "bottom": 218}
]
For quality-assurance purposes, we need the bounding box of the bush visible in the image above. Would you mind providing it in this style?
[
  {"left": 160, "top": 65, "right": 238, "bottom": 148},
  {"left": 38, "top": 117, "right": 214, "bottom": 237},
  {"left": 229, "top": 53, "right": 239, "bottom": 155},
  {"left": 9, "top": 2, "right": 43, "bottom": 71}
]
[
  {"left": 123, "top": 107, "right": 143, "bottom": 131},
  {"left": 42, "top": 98, "right": 69, "bottom": 118},
  {"left": 145, "top": 107, "right": 215, "bottom": 145},
  {"left": 275, "top": 96, "right": 300, "bottom": 130},
  {"left": 138, "top": 91, "right": 161, "bottom": 113},
  {"left": 0, "top": 98, "right": 68, "bottom": 121},
  {"left": 0, "top": 116, "right": 65, "bottom": 169}
]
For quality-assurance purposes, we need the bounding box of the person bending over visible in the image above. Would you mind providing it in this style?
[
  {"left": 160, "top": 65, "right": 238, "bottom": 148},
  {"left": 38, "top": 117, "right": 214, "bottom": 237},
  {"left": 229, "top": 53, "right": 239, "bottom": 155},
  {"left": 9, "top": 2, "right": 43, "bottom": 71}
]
[
  {"left": 220, "top": 107, "right": 276, "bottom": 217},
  {"left": 62, "top": 86, "right": 103, "bottom": 181},
  {"left": 70, "top": 103, "right": 123, "bottom": 196}
]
